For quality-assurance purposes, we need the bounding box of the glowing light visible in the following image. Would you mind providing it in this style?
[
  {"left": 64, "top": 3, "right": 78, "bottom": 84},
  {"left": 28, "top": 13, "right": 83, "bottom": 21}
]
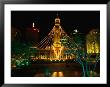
[
  {"left": 12, "top": 65, "right": 16, "bottom": 68},
  {"left": 33, "top": 22, "right": 35, "bottom": 27},
  {"left": 58, "top": 72, "right": 64, "bottom": 77},
  {"left": 74, "top": 29, "right": 78, "bottom": 33},
  {"left": 51, "top": 72, "right": 57, "bottom": 77},
  {"left": 51, "top": 72, "right": 64, "bottom": 77},
  {"left": 33, "top": 28, "right": 36, "bottom": 31},
  {"left": 86, "top": 30, "right": 100, "bottom": 54}
]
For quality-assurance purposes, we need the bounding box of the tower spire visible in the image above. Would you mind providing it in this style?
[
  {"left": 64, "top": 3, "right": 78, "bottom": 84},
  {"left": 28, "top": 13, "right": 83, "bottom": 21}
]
[
  {"left": 32, "top": 22, "right": 35, "bottom": 28},
  {"left": 55, "top": 13, "right": 60, "bottom": 26}
]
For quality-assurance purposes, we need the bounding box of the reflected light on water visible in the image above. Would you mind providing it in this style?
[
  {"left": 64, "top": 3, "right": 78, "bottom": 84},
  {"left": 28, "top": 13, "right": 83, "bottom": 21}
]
[
  {"left": 51, "top": 71, "right": 64, "bottom": 77},
  {"left": 51, "top": 72, "right": 57, "bottom": 77},
  {"left": 58, "top": 72, "right": 64, "bottom": 77}
]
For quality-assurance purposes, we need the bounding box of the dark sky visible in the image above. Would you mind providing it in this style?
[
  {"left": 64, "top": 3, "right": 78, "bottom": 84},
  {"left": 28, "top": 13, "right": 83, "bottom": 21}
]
[{"left": 11, "top": 11, "right": 100, "bottom": 39}]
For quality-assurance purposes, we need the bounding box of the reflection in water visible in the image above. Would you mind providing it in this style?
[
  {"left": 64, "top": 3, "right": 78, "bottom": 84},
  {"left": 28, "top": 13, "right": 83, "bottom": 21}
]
[
  {"left": 11, "top": 63, "right": 99, "bottom": 77},
  {"left": 51, "top": 71, "right": 64, "bottom": 77},
  {"left": 32, "top": 63, "right": 83, "bottom": 77},
  {"left": 52, "top": 72, "right": 57, "bottom": 77},
  {"left": 58, "top": 72, "right": 64, "bottom": 77}
]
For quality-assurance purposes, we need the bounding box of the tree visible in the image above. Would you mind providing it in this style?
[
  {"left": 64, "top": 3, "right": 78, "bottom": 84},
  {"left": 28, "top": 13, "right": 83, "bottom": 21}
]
[
  {"left": 11, "top": 40, "right": 34, "bottom": 68},
  {"left": 63, "top": 30, "right": 87, "bottom": 76}
]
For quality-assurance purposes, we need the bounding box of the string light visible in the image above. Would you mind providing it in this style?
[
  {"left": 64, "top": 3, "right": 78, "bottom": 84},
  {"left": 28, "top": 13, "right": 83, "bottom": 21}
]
[{"left": 11, "top": 15, "right": 100, "bottom": 77}]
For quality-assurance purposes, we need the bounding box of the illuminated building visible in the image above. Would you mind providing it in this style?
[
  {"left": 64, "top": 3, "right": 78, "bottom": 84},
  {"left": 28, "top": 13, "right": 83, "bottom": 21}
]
[
  {"left": 86, "top": 29, "right": 100, "bottom": 54},
  {"left": 50, "top": 15, "right": 65, "bottom": 60},
  {"left": 32, "top": 15, "right": 74, "bottom": 60},
  {"left": 30, "top": 15, "right": 100, "bottom": 61},
  {"left": 25, "top": 22, "right": 40, "bottom": 44}
]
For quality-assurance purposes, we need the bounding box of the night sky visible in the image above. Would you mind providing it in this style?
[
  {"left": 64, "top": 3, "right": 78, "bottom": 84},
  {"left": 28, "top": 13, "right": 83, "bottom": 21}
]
[{"left": 11, "top": 11, "right": 100, "bottom": 40}]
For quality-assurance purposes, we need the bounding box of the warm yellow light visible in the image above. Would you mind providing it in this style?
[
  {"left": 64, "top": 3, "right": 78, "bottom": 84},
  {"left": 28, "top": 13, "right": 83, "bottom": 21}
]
[
  {"left": 12, "top": 65, "right": 16, "bottom": 68},
  {"left": 86, "top": 30, "right": 100, "bottom": 54},
  {"left": 58, "top": 72, "right": 64, "bottom": 77},
  {"left": 51, "top": 72, "right": 57, "bottom": 77}
]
